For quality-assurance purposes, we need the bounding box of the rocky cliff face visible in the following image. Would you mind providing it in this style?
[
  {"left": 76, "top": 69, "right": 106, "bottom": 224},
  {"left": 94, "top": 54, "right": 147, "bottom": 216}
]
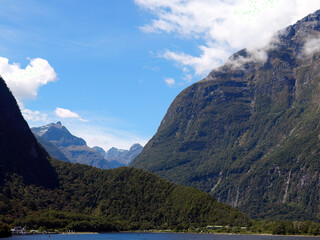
[
  {"left": 0, "top": 77, "right": 57, "bottom": 188},
  {"left": 32, "top": 123, "right": 110, "bottom": 169},
  {"left": 32, "top": 122, "right": 86, "bottom": 147},
  {"left": 131, "top": 10, "right": 320, "bottom": 219}
]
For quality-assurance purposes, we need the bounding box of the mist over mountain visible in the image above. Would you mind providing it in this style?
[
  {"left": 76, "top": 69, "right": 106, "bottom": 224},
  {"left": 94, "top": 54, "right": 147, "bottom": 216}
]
[{"left": 131, "top": 10, "right": 320, "bottom": 220}]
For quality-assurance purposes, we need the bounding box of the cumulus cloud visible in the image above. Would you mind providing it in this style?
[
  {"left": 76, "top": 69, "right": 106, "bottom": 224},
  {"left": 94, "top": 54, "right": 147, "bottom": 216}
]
[
  {"left": 55, "top": 107, "right": 88, "bottom": 122},
  {"left": 136, "top": 0, "right": 320, "bottom": 76},
  {"left": 0, "top": 57, "right": 57, "bottom": 100},
  {"left": 165, "top": 77, "right": 176, "bottom": 87},
  {"left": 0, "top": 57, "right": 58, "bottom": 123}
]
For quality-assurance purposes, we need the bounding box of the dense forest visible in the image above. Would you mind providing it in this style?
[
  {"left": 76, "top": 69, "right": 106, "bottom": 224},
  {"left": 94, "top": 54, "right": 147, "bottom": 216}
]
[{"left": 0, "top": 158, "right": 249, "bottom": 233}]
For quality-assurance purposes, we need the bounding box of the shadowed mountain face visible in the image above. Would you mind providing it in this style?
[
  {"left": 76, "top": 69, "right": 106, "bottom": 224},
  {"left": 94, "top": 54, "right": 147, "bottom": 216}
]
[
  {"left": 131, "top": 10, "right": 320, "bottom": 219},
  {"left": 34, "top": 135, "right": 70, "bottom": 163},
  {"left": 0, "top": 77, "right": 58, "bottom": 188},
  {"left": 32, "top": 123, "right": 110, "bottom": 169}
]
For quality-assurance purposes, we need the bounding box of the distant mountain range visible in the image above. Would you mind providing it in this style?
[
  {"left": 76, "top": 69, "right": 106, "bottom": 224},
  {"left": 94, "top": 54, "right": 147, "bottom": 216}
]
[
  {"left": 32, "top": 122, "right": 111, "bottom": 169},
  {"left": 93, "top": 144, "right": 143, "bottom": 168},
  {"left": 131, "top": 10, "right": 320, "bottom": 220},
  {"left": 32, "top": 122, "right": 143, "bottom": 169}
]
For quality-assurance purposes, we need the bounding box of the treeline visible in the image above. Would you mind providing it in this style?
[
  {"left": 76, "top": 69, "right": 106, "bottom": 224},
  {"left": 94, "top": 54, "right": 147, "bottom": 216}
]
[
  {"left": 0, "top": 222, "right": 10, "bottom": 238},
  {"left": 0, "top": 159, "right": 249, "bottom": 234},
  {"left": 242, "top": 220, "right": 319, "bottom": 235},
  {"left": 10, "top": 211, "right": 117, "bottom": 233},
  {"left": 3, "top": 158, "right": 320, "bottom": 236}
]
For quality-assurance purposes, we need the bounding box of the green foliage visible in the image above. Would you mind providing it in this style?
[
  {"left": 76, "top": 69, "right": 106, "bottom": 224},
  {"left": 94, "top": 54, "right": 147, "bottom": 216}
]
[
  {"left": 0, "top": 159, "right": 249, "bottom": 232},
  {"left": 0, "top": 221, "right": 11, "bottom": 238}
]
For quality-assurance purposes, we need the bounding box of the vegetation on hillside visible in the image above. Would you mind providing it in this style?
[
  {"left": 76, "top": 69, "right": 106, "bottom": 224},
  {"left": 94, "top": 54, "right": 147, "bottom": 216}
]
[
  {"left": 131, "top": 10, "right": 320, "bottom": 220},
  {"left": 0, "top": 159, "right": 249, "bottom": 233}
]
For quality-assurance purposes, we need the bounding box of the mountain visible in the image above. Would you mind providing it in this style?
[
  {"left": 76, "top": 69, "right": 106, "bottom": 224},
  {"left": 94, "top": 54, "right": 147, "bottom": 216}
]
[
  {"left": 32, "top": 123, "right": 111, "bottom": 169},
  {"left": 0, "top": 75, "right": 249, "bottom": 231},
  {"left": 0, "top": 76, "right": 58, "bottom": 188},
  {"left": 124, "top": 143, "right": 144, "bottom": 164},
  {"left": 32, "top": 122, "right": 86, "bottom": 147},
  {"left": 93, "top": 144, "right": 143, "bottom": 168},
  {"left": 34, "top": 134, "right": 70, "bottom": 162},
  {"left": 105, "top": 147, "right": 128, "bottom": 160},
  {"left": 93, "top": 146, "right": 108, "bottom": 158},
  {"left": 131, "top": 10, "right": 320, "bottom": 220}
]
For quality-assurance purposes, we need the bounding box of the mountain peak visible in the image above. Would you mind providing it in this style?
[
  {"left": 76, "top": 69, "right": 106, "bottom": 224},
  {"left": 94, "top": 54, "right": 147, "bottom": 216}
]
[
  {"left": 32, "top": 122, "right": 86, "bottom": 147},
  {"left": 129, "top": 143, "right": 143, "bottom": 151}
]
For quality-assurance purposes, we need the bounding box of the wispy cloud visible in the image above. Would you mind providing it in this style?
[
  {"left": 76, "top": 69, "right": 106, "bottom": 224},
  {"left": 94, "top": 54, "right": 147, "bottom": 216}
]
[
  {"left": 22, "top": 108, "right": 48, "bottom": 122},
  {"left": 164, "top": 77, "right": 176, "bottom": 87},
  {"left": 26, "top": 111, "right": 149, "bottom": 150},
  {"left": 55, "top": 107, "right": 89, "bottom": 122},
  {"left": 136, "top": 0, "right": 320, "bottom": 77},
  {"left": 70, "top": 124, "right": 148, "bottom": 151},
  {"left": 303, "top": 38, "right": 320, "bottom": 57}
]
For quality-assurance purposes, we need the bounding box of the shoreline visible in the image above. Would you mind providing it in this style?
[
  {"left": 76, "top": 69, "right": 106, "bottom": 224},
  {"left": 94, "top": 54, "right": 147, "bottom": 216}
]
[
  {"left": 39, "top": 231, "right": 320, "bottom": 238},
  {"left": 20, "top": 229, "right": 320, "bottom": 238}
]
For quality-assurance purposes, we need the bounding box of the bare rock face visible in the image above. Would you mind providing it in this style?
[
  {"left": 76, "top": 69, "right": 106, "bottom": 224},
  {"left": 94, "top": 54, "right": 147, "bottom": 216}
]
[
  {"left": 32, "top": 123, "right": 111, "bottom": 169},
  {"left": 131, "top": 10, "right": 320, "bottom": 220},
  {"left": 0, "top": 77, "right": 58, "bottom": 188},
  {"left": 32, "top": 122, "right": 86, "bottom": 147}
]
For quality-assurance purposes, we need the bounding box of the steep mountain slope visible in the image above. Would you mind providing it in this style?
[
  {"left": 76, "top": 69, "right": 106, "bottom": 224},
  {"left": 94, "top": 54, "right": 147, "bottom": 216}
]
[
  {"left": 94, "top": 144, "right": 143, "bottom": 168},
  {"left": 32, "top": 123, "right": 110, "bottom": 169},
  {"left": 131, "top": 10, "right": 320, "bottom": 219},
  {"left": 32, "top": 122, "right": 86, "bottom": 147},
  {"left": 0, "top": 77, "right": 58, "bottom": 188},
  {"left": 34, "top": 134, "right": 70, "bottom": 162}
]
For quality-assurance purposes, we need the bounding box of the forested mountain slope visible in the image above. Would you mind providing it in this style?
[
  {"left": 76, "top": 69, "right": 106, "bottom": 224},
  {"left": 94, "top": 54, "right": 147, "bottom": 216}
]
[
  {"left": 0, "top": 77, "right": 57, "bottom": 188},
  {"left": 131, "top": 10, "right": 320, "bottom": 220}
]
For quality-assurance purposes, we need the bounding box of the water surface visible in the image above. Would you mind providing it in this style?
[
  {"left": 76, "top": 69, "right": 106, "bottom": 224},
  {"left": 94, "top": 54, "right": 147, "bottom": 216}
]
[{"left": 5, "top": 233, "right": 320, "bottom": 240}]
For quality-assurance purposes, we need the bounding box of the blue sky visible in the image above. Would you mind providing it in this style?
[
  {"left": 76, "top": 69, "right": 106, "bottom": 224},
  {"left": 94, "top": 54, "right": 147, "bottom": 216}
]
[{"left": 0, "top": 0, "right": 319, "bottom": 151}]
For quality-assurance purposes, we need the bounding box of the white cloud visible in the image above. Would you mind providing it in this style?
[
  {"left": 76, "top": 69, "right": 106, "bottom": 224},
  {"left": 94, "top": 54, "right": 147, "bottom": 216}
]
[
  {"left": 165, "top": 77, "right": 176, "bottom": 87},
  {"left": 0, "top": 57, "right": 57, "bottom": 100},
  {"left": 136, "top": 0, "right": 320, "bottom": 76},
  {"left": 22, "top": 108, "right": 48, "bottom": 122},
  {"left": 162, "top": 43, "right": 231, "bottom": 76},
  {"left": 303, "top": 38, "right": 320, "bottom": 56},
  {"left": 55, "top": 107, "right": 88, "bottom": 122},
  {"left": 0, "top": 57, "right": 57, "bottom": 124}
]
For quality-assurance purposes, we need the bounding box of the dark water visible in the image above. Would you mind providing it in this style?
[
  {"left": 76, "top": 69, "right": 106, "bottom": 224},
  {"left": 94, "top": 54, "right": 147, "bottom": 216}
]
[{"left": 4, "top": 233, "right": 320, "bottom": 240}]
